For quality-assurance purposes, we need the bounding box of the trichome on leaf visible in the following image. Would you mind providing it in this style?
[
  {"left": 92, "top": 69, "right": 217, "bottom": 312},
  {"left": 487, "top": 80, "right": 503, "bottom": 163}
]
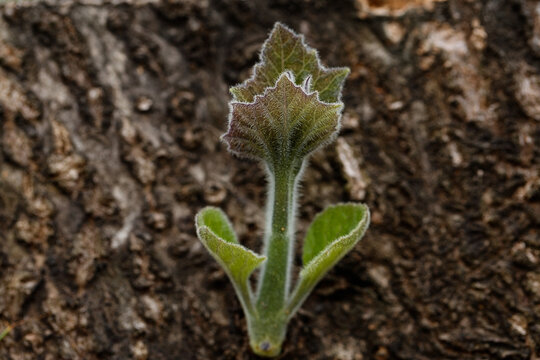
[{"left": 195, "top": 22, "right": 370, "bottom": 357}]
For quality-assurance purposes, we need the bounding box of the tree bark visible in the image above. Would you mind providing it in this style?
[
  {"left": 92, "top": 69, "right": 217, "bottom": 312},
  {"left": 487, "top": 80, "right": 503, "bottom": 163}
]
[{"left": 0, "top": 0, "right": 539, "bottom": 359}]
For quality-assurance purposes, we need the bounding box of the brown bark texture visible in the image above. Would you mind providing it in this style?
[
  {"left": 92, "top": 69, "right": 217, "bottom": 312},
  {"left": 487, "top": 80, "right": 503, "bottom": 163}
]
[{"left": 0, "top": 0, "right": 539, "bottom": 359}]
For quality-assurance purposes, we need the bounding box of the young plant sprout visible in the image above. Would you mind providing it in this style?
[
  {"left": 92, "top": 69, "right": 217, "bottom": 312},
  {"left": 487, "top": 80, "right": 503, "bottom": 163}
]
[{"left": 195, "top": 22, "right": 370, "bottom": 357}]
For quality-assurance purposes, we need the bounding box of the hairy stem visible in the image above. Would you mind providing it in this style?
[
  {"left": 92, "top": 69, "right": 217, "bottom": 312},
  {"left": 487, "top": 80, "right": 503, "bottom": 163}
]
[
  {"left": 257, "top": 162, "right": 299, "bottom": 312},
  {"left": 285, "top": 274, "right": 315, "bottom": 320},
  {"left": 247, "top": 161, "right": 302, "bottom": 356}
]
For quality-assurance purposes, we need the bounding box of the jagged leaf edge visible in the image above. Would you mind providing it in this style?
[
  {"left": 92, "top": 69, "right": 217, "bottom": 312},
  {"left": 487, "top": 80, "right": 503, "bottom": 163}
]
[
  {"left": 223, "top": 72, "right": 345, "bottom": 162},
  {"left": 230, "top": 22, "right": 350, "bottom": 104}
]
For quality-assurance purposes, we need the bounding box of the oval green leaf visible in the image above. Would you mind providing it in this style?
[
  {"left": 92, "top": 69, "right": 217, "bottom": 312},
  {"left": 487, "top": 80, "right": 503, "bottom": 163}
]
[
  {"left": 302, "top": 203, "right": 369, "bottom": 265},
  {"left": 195, "top": 207, "right": 266, "bottom": 313},
  {"left": 287, "top": 203, "right": 370, "bottom": 317},
  {"left": 197, "top": 206, "right": 238, "bottom": 244}
]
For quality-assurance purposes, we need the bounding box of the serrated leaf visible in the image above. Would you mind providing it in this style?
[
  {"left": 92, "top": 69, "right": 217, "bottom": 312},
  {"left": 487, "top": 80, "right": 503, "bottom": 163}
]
[
  {"left": 223, "top": 73, "right": 343, "bottom": 165},
  {"left": 231, "top": 22, "right": 349, "bottom": 104},
  {"left": 287, "top": 203, "right": 370, "bottom": 316},
  {"left": 195, "top": 207, "right": 266, "bottom": 313}
]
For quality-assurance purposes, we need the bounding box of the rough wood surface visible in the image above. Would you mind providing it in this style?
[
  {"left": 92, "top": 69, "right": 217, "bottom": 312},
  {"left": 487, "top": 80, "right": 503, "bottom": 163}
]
[{"left": 0, "top": 0, "right": 539, "bottom": 359}]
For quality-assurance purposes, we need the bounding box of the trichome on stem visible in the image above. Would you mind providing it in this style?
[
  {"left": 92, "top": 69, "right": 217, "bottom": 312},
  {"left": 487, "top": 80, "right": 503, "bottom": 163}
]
[{"left": 195, "top": 22, "right": 370, "bottom": 357}]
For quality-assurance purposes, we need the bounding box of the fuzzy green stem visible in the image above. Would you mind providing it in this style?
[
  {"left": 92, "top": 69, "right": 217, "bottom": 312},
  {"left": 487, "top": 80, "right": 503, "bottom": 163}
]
[
  {"left": 285, "top": 273, "right": 315, "bottom": 320},
  {"left": 257, "top": 164, "right": 296, "bottom": 308},
  {"left": 247, "top": 161, "right": 301, "bottom": 356}
]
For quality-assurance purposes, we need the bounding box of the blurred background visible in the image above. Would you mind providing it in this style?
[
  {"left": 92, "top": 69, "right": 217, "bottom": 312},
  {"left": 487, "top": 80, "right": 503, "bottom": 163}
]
[{"left": 0, "top": 0, "right": 539, "bottom": 359}]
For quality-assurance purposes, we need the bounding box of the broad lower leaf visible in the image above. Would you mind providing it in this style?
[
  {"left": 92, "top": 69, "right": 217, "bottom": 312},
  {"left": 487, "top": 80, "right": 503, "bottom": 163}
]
[
  {"left": 231, "top": 22, "right": 349, "bottom": 104},
  {"left": 195, "top": 207, "right": 266, "bottom": 313},
  {"left": 287, "top": 203, "right": 370, "bottom": 316},
  {"left": 302, "top": 203, "right": 369, "bottom": 265},
  {"left": 223, "top": 72, "right": 342, "bottom": 165}
]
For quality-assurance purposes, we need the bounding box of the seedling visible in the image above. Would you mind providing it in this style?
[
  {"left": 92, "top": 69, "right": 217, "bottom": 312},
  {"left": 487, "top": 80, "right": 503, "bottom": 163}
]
[
  {"left": 0, "top": 324, "right": 13, "bottom": 342},
  {"left": 0, "top": 314, "right": 48, "bottom": 343},
  {"left": 195, "top": 23, "right": 370, "bottom": 357}
]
